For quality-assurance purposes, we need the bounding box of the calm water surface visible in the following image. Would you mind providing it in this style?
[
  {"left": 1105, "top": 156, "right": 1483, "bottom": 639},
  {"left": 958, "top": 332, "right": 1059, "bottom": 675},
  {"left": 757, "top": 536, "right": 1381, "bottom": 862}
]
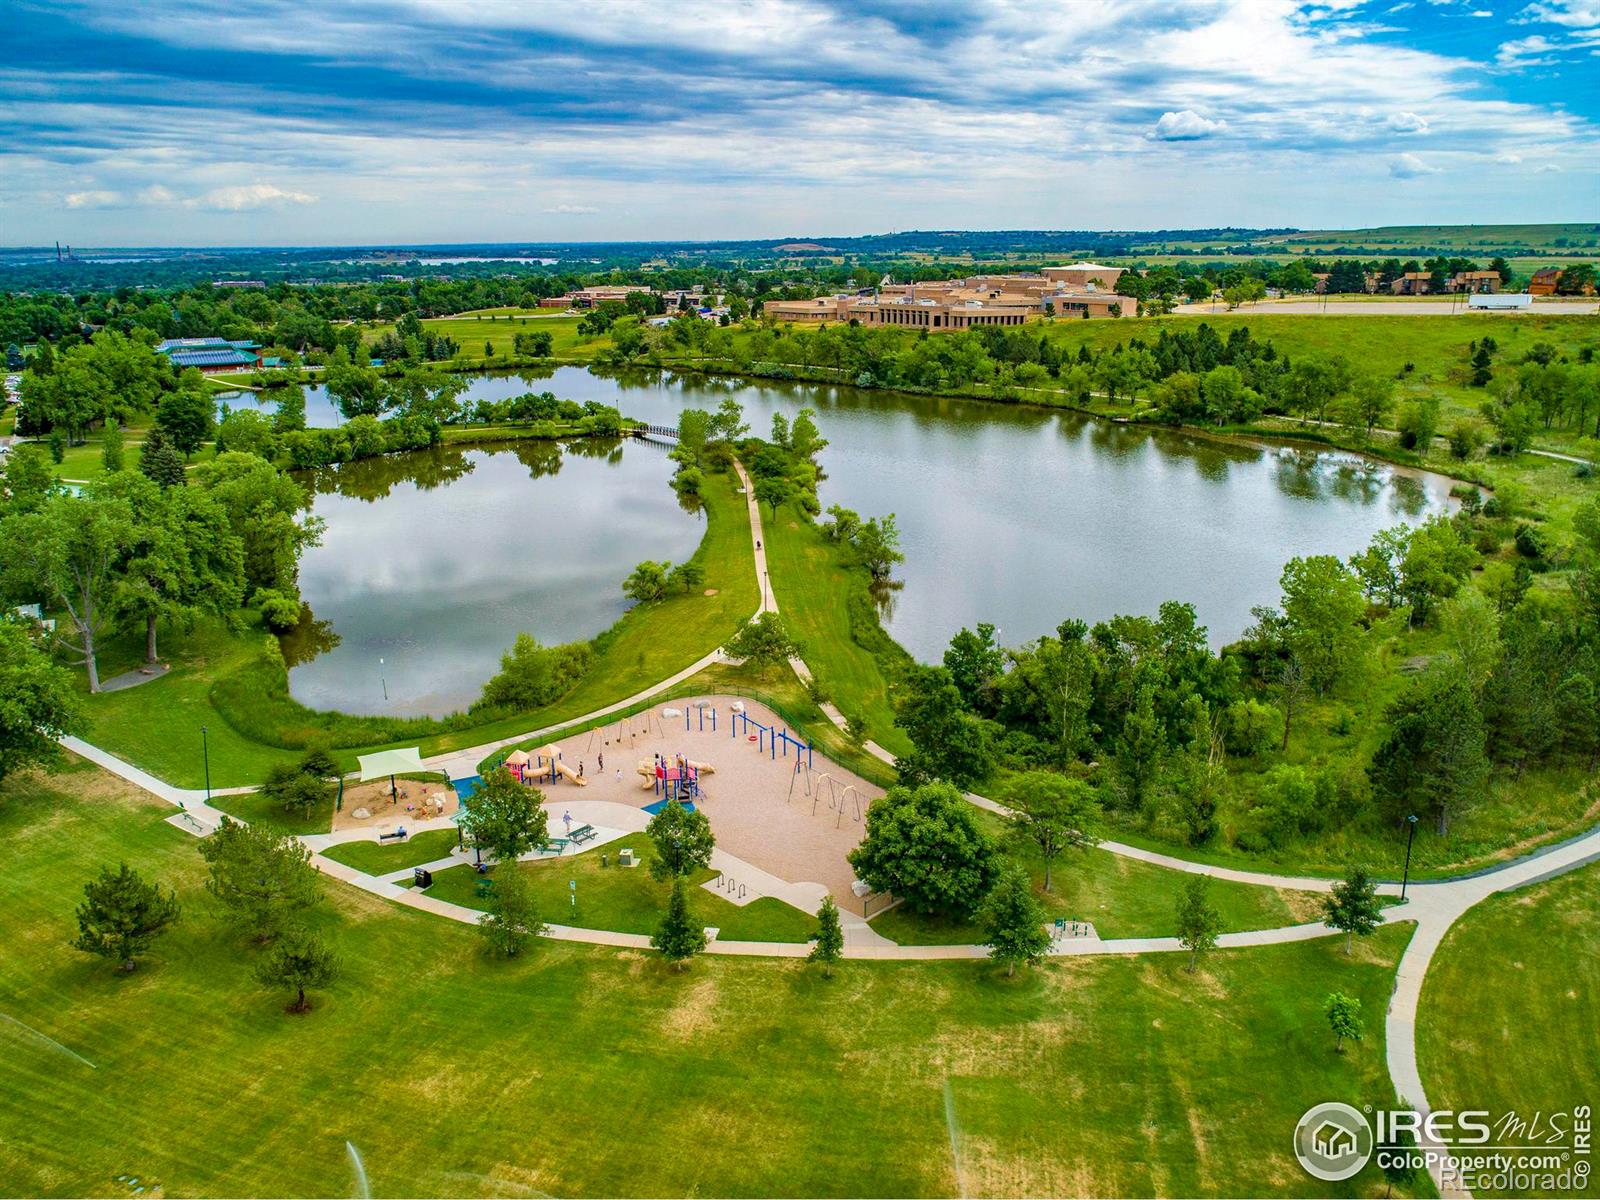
[
  {"left": 273, "top": 367, "right": 1453, "bottom": 714},
  {"left": 284, "top": 437, "right": 702, "bottom": 716}
]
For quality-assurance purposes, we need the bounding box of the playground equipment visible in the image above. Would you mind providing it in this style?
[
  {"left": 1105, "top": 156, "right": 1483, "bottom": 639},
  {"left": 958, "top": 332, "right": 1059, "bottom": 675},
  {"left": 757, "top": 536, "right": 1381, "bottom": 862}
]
[
  {"left": 809, "top": 773, "right": 864, "bottom": 828},
  {"left": 730, "top": 708, "right": 812, "bottom": 766},
  {"left": 787, "top": 758, "right": 814, "bottom": 802},
  {"left": 643, "top": 754, "right": 707, "bottom": 802},
  {"left": 504, "top": 745, "right": 587, "bottom": 787},
  {"left": 678, "top": 702, "right": 718, "bottom": 733}
]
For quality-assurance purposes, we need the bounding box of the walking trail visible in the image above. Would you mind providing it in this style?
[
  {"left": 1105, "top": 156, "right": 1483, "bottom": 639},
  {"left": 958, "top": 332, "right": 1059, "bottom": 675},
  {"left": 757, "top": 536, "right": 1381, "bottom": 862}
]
[{"left": 57, "top": 454, "right": 1600, "bottom": 1197}]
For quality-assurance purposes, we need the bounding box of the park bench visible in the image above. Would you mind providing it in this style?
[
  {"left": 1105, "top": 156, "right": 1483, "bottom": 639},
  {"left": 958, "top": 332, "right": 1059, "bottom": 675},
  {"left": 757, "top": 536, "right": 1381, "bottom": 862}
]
[
  {"left": 569, "top": 825, "right": 599, "bottom": 846},
  {"left": 378, "top": 827, "right": 408, "bottom": 843},
  {"left": 536, "top": 837, "right": 571, "bottom": 855}
]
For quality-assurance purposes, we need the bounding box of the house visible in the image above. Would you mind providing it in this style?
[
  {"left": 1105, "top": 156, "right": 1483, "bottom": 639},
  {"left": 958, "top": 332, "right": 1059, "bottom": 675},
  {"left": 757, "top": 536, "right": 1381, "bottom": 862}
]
[
  {"left": 1528, "top": 268, "right": 1562, "bottom": 296},
  {"left": 1389, "top": 272, "right": 1434, "bottom": 296},
  {"left": 155, "top": 337, "right": 263, "bottom": 373},
  {"left": 1448, "top": 270, "right": 1501, "bottom": 294},
  {"left": 762, "top": 270, "right": 1136, "bottom": 329}
]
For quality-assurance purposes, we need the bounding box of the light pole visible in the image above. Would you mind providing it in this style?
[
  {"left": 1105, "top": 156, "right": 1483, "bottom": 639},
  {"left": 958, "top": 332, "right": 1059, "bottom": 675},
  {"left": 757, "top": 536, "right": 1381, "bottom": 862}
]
[
  {"left": 763, "top": 570, "right": 770, "bottom": 609},
  {"left": 201, "top": 724, "right": 211, "bottom": 803},
  {"left": 1400, "top": 813, "right": 1419, "bottom": 903},
  {"left": 379, "top": 657, "right": 388, "bottom": 702}
]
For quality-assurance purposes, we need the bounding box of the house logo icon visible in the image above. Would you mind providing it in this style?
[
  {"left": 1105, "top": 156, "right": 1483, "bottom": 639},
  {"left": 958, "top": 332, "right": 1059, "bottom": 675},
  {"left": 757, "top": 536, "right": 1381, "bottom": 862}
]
[{"left": 1294, "top": 1102, "right": 1374, "bottom": 1181}]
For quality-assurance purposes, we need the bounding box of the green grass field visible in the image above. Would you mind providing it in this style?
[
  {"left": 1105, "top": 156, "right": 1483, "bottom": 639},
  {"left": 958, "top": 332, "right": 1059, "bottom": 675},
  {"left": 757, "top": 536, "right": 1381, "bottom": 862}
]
[
  {"left": 760, "top": 494, "right": 911, "bottom": 755},
  {"left": 872, "top": 838, "right": 1324, "bottom": 944},
  {"left": 0, "top": 762, "right": 1422, "bottom": 1198},
  {"left": 422, "top": 832, "right": 816, "bottom": 943},
  {"left": 365, "top": 314, "right": 607, "bottom": 364},
  {"left": 320, "top": 828, "right": 461, "bottom": 873},
  {"left": 1417, "top": 864, "right": 1600, "bottom": 1199}
]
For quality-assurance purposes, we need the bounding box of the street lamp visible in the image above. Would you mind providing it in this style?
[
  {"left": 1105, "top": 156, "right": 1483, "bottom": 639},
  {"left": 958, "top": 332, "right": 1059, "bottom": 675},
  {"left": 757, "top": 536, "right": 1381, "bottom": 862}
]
[
  {"left": 201, "top": 724, "right": 211, "bottom": 803},
  {"left": 1400, "top": 813, "right": 1419, "bottom": 903},
  {"left": 379, "top": 657, "right": 388, "bottom": 702},
  {"left": 763, "top": 570, "right": 770, "bottom": 609}
]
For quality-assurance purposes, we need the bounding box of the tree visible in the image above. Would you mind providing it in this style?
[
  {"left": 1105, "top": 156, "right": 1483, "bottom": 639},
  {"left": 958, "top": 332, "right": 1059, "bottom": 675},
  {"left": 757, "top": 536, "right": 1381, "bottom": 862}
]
[
  {"left": 1322, "top": 866, "right": 1384, "bottom": 955},
  {"left": 1369, "top": 671, "right": 1488, "bottom": 835},
  {"left": 652, "top": 876, "right": 706, "bottom": 970},
  {"left": 1349, "top": 371, "right": 1395, "bottom": 441},
  {"left": 199, "top": 818, "right": 322, "bottom": 942},
  {"left": 100, "top": 423, "right": 125, "bottom": 473},
  {"left": 255, "top": 930, "right": 339, "bottom": 1013},
  {"left": 849, "top": 781, "right": 999, "bottom": 916},
  {"left": 1279, "top": 555, "right": 1366, "bottom": 694},
  {"left": 324, "top": 359, "right": 388, "bottom": 419},
  {"left": 72, "top": 862, "right": 179, "bottom": 973},
  {"left": 193, "top": 452, "right": 323, "bottom": 598},
  {"left": 646, "top": 797, "right": 715, "bottom": 881},
  {"left": 1324, "top": 991, "right": 1364, "bottom": 1052},
  {"left": 1005, "top": 771, "right": 1101, "bottom": 892},
  {"left": 668, "top": 560, "right": 705, "bottom": 594},
  {"left": 1278, "top": 655, "right": 1306, "bottom": 751},
  {"left": 1, "top": 444, "right": 54, "bottom": 514},
  {"left": 137, "top": 426, "right": 187, "bottom": 488},
  {"left": 154, "top": 373, "right": 216, "bottom": 458},
  {"left": 0, "top": 492, "right": 136, "bottom": 691},
  {"left": 720, "top": 611, "right": 799, "bottom": 676},
  {"left": 808, "top": 895, "right": 844, "bottom": 977},
  {"left": 1175, "top": 875, "right": 1222, "bottom": 972},
  {"left": 457, "top": 767, "right": 548, "bottom": 865},
  {"left": 0, "top": 620, "right": 84, "bottom": 785},
  {"left": 853, "top": 514, "right": 904, "bottom": 580},
  {"left": 261, "top": 758, "right": 335, "bottom": 821},
  {"left": 622, "top": 559, "right": 672, "bottom": 603},
  {"left": 753, "top": 474, "right": 793, "bottom": 518},
  {"left": 478, "top": 864, "right": 546, "bottom": 957},
  {"left": 102, "top": 472, "right": 246, "bottom": 664},
  {"left": 979, "top": 865, "right": 1052, "bottom": 977}
]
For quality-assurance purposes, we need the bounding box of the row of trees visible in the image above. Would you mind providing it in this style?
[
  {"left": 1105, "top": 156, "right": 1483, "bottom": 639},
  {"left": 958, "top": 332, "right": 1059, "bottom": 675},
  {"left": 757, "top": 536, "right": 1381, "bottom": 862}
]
[{"left": 0, "top": 452, "right": 318, "bottom": 689}]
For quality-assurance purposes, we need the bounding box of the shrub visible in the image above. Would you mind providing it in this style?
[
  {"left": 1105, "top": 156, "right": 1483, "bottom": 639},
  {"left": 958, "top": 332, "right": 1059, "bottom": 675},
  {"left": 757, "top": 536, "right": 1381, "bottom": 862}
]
[
  {"left": 255, "top": 589, "right": 302, "bottom": 632},
  {"left": 476, "top": 633, "right": 592, "bottom": 712}
]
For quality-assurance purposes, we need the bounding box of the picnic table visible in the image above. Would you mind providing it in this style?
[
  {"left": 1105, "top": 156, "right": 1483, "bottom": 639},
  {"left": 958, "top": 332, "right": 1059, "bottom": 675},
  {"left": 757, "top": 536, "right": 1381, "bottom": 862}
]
[{"left": 569, "top": 824, "right": 599, "bottom": 846}]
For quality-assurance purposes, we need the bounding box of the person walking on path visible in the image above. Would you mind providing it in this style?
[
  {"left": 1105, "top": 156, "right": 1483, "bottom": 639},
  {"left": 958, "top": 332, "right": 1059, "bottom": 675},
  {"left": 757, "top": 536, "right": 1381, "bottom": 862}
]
[
  {"left": 598, "top": 751, "right": 604, "bottom": 771},
  {"left": 563, "top": 810, "right": 572, "bottom": 835}
]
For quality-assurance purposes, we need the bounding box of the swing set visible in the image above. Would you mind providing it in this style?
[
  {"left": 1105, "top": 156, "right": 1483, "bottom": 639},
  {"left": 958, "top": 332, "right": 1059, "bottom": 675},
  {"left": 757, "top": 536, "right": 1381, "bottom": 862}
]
[{"left": 731, "top": 708, "right": 812, "bottom": 767}]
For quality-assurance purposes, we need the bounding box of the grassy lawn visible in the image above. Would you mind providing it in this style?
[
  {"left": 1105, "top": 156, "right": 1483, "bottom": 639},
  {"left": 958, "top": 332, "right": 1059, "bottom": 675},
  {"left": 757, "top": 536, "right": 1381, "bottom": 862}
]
[
  {"left": 1417, "top": 864, "right": 1599, "bottom": 1198},
  {"left": 320, "top": 828, "right": 462, "bottom": 874},
  {"left": 872, "top": 839, "right": 1326, "bottom": 945},
  {"left": 362, "top": 314, "right": 608, "bottom": 364},
  {"left": 73, "top": 463, "right": 756, "bottom": 787},
  {"left": 760, "top": 494, "right": 911, "bottom": 756},
  {"left": 425, "top": 833, "right": 816, "bottom": 943},
  {"left": 0, "top": 762, "right": 1420, "bottom": 1198}
]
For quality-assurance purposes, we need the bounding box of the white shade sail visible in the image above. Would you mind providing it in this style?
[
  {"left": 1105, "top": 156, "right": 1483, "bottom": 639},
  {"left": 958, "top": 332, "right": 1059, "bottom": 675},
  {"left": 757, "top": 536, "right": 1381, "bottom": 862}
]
[{"left": 357, "top": 747, "right": 426, "bottom": 781}]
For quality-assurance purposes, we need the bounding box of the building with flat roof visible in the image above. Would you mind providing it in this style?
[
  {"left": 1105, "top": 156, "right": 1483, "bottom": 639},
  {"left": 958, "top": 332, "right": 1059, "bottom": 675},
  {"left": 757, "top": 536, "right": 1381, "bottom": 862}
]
[
  {"left": 1041, "top": 262, "right": 1126, "bottom": 290},
  {"left": 763, "top": 270, "right": 1135, "bottom": 329}
]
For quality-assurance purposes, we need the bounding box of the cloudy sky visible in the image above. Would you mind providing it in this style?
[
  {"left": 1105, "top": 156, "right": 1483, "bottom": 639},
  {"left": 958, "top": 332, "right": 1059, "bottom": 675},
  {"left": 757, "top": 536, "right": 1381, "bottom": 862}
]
[{"left": 3, "top": 0, "right": 1597, "bottom": 246}]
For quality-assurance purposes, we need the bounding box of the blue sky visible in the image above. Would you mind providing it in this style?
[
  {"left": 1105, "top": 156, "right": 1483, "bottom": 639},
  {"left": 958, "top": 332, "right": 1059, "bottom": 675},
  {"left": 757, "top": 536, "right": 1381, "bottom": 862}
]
[{"left": 2, "top": 0, "right": 1596, "bottom": 246}]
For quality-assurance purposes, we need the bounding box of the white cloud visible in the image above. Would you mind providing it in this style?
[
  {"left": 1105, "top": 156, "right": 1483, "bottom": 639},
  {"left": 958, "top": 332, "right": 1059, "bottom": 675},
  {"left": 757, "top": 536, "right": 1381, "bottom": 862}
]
[
  {"left": 1535, "top": 161, "right": 1564, "bottom": 170},
  {"left": 1471, "top": 8, "right": 1493, "bottom": 15},
  {"left": 1388, "top": 111, "right": 1430, "bottom": 132},
  {"left": 1495, "top": 33, "right": 1558, "bottom": 64},
  {"left": 1389, "top": 152, "right": 1440, "bottom": 177},
  {"left": 1149, "top": 110, "right": 1225, "bottom": 141},
  {"left": 542, "top": 203, "right": 600, "bottom": 214},
  {"left": 63, "top": 189, "right": 123, "bottom": 208},
  {"left": 1517, "top": 0, "right": 1600, "bottom": 25},
  {"left": 1495, "top": 151, "right": 1524, "bottom": 162},
  {"left": 185, "top": 183, "right": 317, "bottom": 211},
  {"left": 137, "top": 184, "right": 177, "bottom": 204}
]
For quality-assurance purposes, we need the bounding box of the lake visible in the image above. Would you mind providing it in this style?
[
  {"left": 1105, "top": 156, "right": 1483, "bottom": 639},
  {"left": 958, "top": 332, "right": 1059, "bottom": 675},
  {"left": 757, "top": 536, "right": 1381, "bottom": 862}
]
[
  {"left": 273, "top": 366, "right": 1453, "bottom": 714},
  {"left": 282, "top": 437, "right": 702, "bottom": 717}
]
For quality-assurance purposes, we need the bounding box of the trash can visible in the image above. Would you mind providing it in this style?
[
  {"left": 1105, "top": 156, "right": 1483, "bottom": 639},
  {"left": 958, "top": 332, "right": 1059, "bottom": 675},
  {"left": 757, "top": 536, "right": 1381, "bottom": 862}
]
[
  {"left": 414, "top": 867, "right": 433, "bottom": 890},
  {"left": 601, "top": 853, "right": 609, "bottom": 868}
]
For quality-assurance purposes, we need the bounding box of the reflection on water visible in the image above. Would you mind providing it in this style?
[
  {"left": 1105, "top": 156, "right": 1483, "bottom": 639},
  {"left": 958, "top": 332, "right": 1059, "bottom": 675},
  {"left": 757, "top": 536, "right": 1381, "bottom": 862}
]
[
  {"left": 286, "top": 438, "right": 702, "bottom": 717},
  {"left": 271, "top": 365, "right": 1456, "bottom": 699},
  {"left": 494, "top": 366, "right": 1454, "bottom": 660}
]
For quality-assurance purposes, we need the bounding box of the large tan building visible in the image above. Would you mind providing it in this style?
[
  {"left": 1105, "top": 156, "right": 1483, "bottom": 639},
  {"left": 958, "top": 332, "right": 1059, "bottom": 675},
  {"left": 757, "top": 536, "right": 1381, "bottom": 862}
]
[{"left": 763, "top": 266, "right": 1136, "bottom": 330}]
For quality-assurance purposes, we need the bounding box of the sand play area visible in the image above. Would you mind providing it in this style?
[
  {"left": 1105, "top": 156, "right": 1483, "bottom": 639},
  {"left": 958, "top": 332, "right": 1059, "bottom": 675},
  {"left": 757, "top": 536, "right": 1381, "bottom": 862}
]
[
  {"left": 494, "top": 696, "right": 885, "bottom": 915},
  {"left": 331, "top": 777, "right": 459, "bottom": 835}
]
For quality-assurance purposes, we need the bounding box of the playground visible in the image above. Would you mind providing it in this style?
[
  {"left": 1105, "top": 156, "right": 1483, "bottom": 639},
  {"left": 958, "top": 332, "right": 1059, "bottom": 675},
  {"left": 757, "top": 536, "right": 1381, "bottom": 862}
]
[{"left": 489, "top": 696, "right": 885, "bottom": 915}]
